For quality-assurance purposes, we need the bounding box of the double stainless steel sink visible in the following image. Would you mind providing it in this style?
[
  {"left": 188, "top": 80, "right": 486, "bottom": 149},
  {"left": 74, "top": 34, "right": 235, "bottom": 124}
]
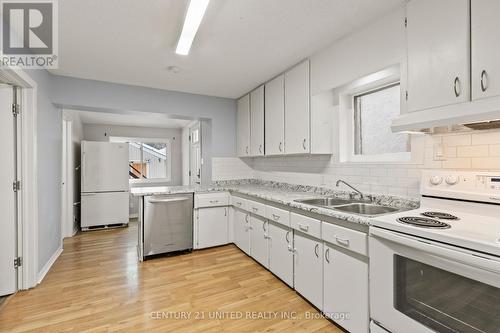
[{"left": 294, "top": 197, "right": 400, "bottom": 217}]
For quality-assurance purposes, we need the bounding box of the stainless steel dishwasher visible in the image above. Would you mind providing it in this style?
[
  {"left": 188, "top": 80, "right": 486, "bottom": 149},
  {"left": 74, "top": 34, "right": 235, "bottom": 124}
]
[{"left": 143, "top": 194, "right": 193, "bottom": 257}]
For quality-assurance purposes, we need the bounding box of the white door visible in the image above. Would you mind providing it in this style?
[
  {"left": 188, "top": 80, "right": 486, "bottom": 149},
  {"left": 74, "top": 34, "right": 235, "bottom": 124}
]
[
  {"left": 237, "top": 94, "right": 250, "bottom": 157},
  {"left": 0, "top": 85, "right": 17, "bottom": 296},
  {"left": 189, "top": 122, "right": 202, "bottom": 185},
  {"left": 250, "top": 85, "right": 264, "bottom": 156},
  {"left": 81, "top": 141, "right": 129, "bottom": 192},
  {"left": 294, "top": 232, "right": 323, "bottom": 309},
  {"left": 196, "top": 207, "right": 229, "bottom": 249},
  {"left": 265, "top": 74, "right": 285, "bottom": 155},
  {"left": 234, "top": 208, "right": 250, "bottom": 255},
  {"left": 249, "top": 215, "right": 269, "bottom": 268},
  {"left": 285, "top": 60, "right": 310, "bottom": 154},
  {"left": 407, "top": 0, "right": 470, "bottom": 112},
  {"left": 323, "top": 243, "right": 369, "bottom": 333},
  {"left": 268, "top": 222, "right": 293, "bottom": 287},
  {"left": 471, "top": 0, "right": 500, "bottom": 100}
]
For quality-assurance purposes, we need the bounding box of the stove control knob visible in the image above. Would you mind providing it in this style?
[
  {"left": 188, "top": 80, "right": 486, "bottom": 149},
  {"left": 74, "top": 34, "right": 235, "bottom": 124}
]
[
  {"left": 430, "top": 176, "right": 443, "bottom": 185},
  {"left": 445, "top": 175, "right": 459, "bottom": 185}
]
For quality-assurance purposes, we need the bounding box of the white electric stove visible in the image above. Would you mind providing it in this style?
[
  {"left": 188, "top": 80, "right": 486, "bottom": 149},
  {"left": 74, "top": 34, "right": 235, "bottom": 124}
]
[{"left": 369, "top": 170, "right": 500, "bottom": 333}]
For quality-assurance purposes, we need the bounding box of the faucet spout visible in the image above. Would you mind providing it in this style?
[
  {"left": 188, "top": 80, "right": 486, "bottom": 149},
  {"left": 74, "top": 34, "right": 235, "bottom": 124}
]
[{"left": 336, "top": 180, "right": 365, "bottom": 199}]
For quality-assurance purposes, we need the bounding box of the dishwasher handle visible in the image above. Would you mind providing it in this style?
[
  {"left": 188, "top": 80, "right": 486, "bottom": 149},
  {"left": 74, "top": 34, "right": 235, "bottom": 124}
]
[{"left": 148, "top": 197, "right": 190, "bottom": 204}]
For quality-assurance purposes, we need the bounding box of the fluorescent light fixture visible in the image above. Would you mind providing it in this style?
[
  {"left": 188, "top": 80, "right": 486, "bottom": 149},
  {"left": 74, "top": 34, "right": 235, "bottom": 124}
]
[{"left": 176, "top": 0, "right": 210, "bottom": 55}]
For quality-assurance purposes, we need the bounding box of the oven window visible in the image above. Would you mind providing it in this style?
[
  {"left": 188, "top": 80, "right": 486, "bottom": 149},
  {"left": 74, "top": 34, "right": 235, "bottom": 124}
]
[{"left": 395, "top": 255, "right": 500, "bottom": 333}]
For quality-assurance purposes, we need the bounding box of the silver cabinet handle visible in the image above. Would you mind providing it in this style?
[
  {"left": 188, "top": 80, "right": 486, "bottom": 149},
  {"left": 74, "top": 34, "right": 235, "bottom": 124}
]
[
  {"left": 298, "top": 224, "right": 309, "bottom": 232},
  {"left": 272, "top": 214, "right": 280, "bottom": 220},
  {"left": 235, "top": 201, "right": 242, "bottom": 206},
  {"left": 285, "top": 230, "right": 290, "bottom": 243},
  {"left": 481, "top": 70, "right": 488, "bottom": 92},
  {"left": 209, "top": 200, "right": 219, "bottom": 204},
  {"left": 489, "top": 197, "right": 500, "bottom": 201},
  {"left": 454, "top": 77, "right": 461, "bottom": 97},
  {"left": 245, "top": 214, "right": 249, "bottom": 223},
  {"left": 262, "top": 221, "right": 266, "bottom": 232},
  {"left": 325, "top": 248, "right": 330, "bottom": 263},
  {"left": 246, "top": 146, "right": 249, "bottom": 154},
  {"left": 314, "top": 244, "right": 319, "bottom": 258},
  {"left": 259, "top": 145, "right": 262, "bottom": 154},
  {"left": 279, "top": 142, "right": 282, "bottom": 152},
  {"left": 224, "top": 208, "right": 227, "bottom": 217},
  {"left": 302, "top": 138, "right": 307, "bottom": 150},
  {"left": 252, "top": 207, "right": 259, "bottom": 212},
  {"left": 335, "top": 236, "right": 350, "bottom": 247}
]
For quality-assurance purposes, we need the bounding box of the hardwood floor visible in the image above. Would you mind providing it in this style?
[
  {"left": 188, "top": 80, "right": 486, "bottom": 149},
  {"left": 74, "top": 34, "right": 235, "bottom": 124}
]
[{"left": 0, "top": 222, "right": 343, "bottom": 333}]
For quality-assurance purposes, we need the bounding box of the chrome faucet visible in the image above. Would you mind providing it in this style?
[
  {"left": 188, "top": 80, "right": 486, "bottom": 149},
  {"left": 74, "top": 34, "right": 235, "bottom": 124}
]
[{"left": 336, "top": 180, "right": 365, "bottom": 199}]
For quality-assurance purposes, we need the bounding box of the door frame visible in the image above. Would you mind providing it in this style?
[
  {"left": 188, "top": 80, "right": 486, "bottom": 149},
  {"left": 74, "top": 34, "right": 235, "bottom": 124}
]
[
  {"left": 189, "top": 122, "right": 202, "bottom": 185},
  {"left": 61, "top": 118, "right": 74, "bottom": 240},
  {"left": 0, "top": 68, "right": 38, "bottom": 290}
]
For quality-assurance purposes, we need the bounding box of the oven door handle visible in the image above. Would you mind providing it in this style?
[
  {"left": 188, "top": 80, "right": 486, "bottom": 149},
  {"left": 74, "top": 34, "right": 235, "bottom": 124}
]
[{"left": 370, "top": 227, "right": 500, "bottom": 274}]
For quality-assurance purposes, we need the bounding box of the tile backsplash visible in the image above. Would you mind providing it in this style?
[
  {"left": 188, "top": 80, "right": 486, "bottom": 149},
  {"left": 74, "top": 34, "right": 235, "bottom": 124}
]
[{"left": 213, "top": 130, "right": 500, "bottom": 199}]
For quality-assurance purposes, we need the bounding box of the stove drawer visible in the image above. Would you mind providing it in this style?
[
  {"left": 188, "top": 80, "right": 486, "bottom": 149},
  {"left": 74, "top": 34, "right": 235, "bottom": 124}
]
[{"left": 322, "top": 222, "right": 367, "bottom": 256}]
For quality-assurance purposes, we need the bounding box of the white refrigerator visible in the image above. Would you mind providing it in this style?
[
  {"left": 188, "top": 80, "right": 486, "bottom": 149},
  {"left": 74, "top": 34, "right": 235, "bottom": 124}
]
[{"left": 81, "top": 141, "right": 130, "bottom": 230}]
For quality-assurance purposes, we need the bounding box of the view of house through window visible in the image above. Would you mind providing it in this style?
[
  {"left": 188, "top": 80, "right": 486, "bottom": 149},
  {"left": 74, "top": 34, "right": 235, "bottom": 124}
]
[
  {"left": 353, "top": 83, "right": 409, "bottom": 156},
  {"left": 128, "top": 141, "right": 169, "bottom": 180}
]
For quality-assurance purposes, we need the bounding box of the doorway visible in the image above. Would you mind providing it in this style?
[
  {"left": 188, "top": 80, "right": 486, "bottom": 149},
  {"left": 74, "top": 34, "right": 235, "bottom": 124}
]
[
  {"left": 0, "top": 85, "right": 21, "bottom": 297},
  {"left": 189, "top": 122, "right": 202, "bottom": 186}
]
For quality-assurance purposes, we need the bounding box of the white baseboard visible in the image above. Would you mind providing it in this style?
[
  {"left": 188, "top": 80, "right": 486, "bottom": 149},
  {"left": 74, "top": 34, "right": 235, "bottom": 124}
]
[
  {"left": 129, "top": 214, "right": 138, "bottom": 219},
  {"left": 37, "top": 246, "right": 63, "bottom": 284}
]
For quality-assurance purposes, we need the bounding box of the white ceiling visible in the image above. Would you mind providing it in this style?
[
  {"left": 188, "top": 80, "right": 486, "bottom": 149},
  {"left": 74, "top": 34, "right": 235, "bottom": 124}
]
[
  {"left": 51, "top": 0, "right": 403, "bottom": 98},
  {"left": 70, "top": 110, "right": 192, "bottom": 129}
]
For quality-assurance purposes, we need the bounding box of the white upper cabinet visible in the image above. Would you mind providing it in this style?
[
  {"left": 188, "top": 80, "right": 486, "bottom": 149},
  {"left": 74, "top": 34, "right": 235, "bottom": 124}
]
[
  {"left": 406, "top": 0, "right": 470, "bottom": 112},
  {"left": 237, "top": 94, "right": 251, "bottom": 157},
  {"left": 265, "top": 75, "right": 285, "bottom": 155},
  {"left": 285, "top": 60, "right": 311, "bottom": 154},
  {"left": 250, "top": 85, "right": 265, "bottom": 156},
  {"left": 471, "top": 0, "right": 500, "bottom": 100}
]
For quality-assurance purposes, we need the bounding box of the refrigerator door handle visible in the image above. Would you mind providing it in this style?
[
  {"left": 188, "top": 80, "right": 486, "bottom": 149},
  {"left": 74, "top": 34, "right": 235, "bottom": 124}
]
[{"left": 81, "top": 193, "right": 96, "bottom": 196}]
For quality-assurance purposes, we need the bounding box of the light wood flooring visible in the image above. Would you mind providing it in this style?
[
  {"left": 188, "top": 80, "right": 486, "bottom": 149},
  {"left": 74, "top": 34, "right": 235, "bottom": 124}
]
[{"left": 0, "top": 222, "right": 343, "bottom": 333}]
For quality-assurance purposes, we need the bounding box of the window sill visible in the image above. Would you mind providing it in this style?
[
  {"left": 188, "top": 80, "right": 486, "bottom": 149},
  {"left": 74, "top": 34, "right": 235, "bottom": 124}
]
[{"left": 129, "top": 179, "right": 172, "bottom": 186}]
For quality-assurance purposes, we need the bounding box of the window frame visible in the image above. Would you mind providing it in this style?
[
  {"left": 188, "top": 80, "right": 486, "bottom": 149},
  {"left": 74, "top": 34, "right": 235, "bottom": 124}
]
[
  {"left": 337, "top": 66, "right": 415, "bottom": 164},
  {"left": 109, "top": 136, "right": 172, "bottom": 184}
]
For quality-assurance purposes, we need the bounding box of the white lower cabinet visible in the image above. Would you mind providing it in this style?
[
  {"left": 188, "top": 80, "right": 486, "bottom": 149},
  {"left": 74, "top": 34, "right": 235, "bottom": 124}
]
[
  {"left": 268, "top": 221, "right": 294, "bottom": 287},
  {"left": 233, "top": 208, "right": 251, "bottom": 255},
  {"left": 195, "top": 206, "right": 229, "bottom": 249},
  {"left": 294, "top": 231, "right": 323, "bottom": 309},
  {"left": 249, "top": 215, "right": 269, "bottom": 268},
  {"left": 323, "top": 243, "right": 369, "bottom": 333}
]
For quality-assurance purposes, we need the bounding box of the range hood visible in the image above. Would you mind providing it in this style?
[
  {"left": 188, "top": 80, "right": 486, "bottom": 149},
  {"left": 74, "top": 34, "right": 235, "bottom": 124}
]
[{"left": 392, "top": 95, "right": 500, "bottom": 132}]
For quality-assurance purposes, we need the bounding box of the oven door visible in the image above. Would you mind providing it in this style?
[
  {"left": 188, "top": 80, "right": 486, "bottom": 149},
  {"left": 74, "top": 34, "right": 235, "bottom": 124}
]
[{"left": 369, "top": 227, "right": 500, "bottom": 333}]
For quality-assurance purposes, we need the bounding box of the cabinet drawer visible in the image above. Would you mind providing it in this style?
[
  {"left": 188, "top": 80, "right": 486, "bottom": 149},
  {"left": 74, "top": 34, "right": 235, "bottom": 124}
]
[
  {"left": 322, "top": 222, "right": 367, "bottom": 256},
  {"left": 265, "top": 205, "right": 290, "bottom": 227},
  {"left": 291, "top": 213, "right": 321, "bottom": 239},
  {"left": 231, "top": 196, "right": 247, "bottom": 210},
  {"left": 247, "top": 200, "right": 266, "bottom": 217},
  {"left": 195, "top": 192, "right": 229, "bottom": 208}
]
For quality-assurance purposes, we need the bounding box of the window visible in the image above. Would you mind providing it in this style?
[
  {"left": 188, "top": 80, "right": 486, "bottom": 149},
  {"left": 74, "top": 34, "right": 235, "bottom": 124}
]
[
  {"left": 353, "top": 83, "right": 409, "bottom": 156},
  {"left": 110, "top": 137, "right": 171, "bottom": 183}
]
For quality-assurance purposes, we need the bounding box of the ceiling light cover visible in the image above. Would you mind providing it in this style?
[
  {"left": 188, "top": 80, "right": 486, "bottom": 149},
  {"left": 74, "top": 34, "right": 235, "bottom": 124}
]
[{"left": 176, "top": 0, "right": 210, "bottom": 55}]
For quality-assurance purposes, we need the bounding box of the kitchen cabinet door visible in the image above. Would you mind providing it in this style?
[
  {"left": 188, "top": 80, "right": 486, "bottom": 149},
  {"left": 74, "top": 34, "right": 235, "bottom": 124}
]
[
  {"left": 249, "top": 215, "right": 269, "bottom": 268},
  {"left": 285, "top": 60, "right": 310, "bottom": 154},
  {"left": 265, "top": 74, "right": 285, "bottom": 155},
  {"left": 233, "top": 208, "right": 250, "bottom": 255},
  {"left": 250, "top": 85, "right": 265, "bottom": 156},
  {"left": 237, "top": 94, "right": 251, "bottom": 157},
  {"left": 471, "top": 0, "right": 500, "bottom": 100},
  {"left": 407, "top": 0, "right": 470, "bottom": 112},
  {"left": 196, "top": 207, "right": 229, "bottom": 249},
  {"left": 294, "top": 232, "right": 323, "bottom": 309},
  {"left": 323, "top": 243, "right": 369, "bottom": 333},
  {"left": 268, "top": 221, "right": 293, "bottom": 287}
]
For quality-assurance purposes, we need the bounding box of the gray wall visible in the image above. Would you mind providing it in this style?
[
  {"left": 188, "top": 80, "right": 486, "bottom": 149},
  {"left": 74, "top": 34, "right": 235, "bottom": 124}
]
[
  {"left": 28, "top": 73, "right": 237, "bottom": 274},
  {"left": 82, "top": 124, "right": 183, "bottom": 186},
  {"left": 51, "top": 76, "right": 237, "bottom": 157},
  {"left": 26, "top": 70, "right": 62, "bottom": 272}
]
